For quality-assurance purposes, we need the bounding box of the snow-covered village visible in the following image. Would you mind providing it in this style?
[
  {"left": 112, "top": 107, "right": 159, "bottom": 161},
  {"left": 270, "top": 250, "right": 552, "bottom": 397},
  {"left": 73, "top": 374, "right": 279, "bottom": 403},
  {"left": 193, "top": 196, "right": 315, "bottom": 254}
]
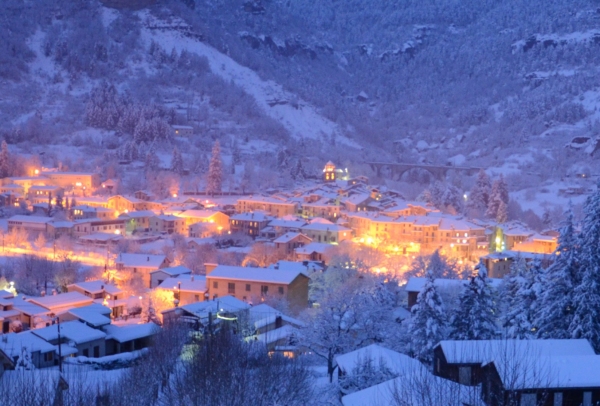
[{"left": 2, "top": 0, "right": 600, "bottom": 405}]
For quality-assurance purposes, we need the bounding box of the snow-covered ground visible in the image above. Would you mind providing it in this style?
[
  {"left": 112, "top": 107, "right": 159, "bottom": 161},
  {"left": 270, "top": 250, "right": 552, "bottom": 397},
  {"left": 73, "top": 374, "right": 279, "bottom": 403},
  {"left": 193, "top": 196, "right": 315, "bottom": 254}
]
[{"left": 137, "top": 10, "right": 360, "bottom": 149}]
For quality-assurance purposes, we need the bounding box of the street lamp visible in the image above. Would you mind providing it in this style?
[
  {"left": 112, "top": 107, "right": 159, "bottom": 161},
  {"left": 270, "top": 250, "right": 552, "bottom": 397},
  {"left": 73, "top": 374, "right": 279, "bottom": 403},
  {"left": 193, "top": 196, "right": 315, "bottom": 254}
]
[{"left": 49, "top": 313, "right": 62, "bottom": 372}]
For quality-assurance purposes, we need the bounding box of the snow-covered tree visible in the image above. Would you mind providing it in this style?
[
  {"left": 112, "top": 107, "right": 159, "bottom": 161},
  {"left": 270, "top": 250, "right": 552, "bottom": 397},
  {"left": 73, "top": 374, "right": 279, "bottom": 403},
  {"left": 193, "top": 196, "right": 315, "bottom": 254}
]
[
  {"left": 145, "top": 146, "right": 160, "bottom": 171},
  {"left": 290, "top": 159, "right": 306, "bottom": 181},
  {"left": 231, "top": 139, "right": 241, "bottom": 165},
  {"left": 501, "top": 258, "right": 540, "bottom": 339},
  {"left": 141, "top": 297, "right": 162, "bottom": 325},
  {"left": 496, "top": 200, "right": 508, "bottom": 223},
  {"left": 487, "top": 174, "right": 509, "bottom": 219},
  {"left": 467, "top": 170, "right": 491, "bottom": 215},
  {"left": 569, "top": 187, "right": 600, "bottom": 351},
  {"left": 171, "top": 147, "right": 184, "bottom": 175},
  {"left": 206, "top": 140, "right": 222, "bottom": 195},
  {"left": 450, "top": 262, "right": 497, "bottom": 340},
  {"left": 0, "top": 140, "right": 9, "bottom": 178},
  {"left": 406, "top": 250, "right": 459, "bottom": 279},
  {"left": 408, "top": 271, "right": 448, "bottom": 363},
  {"left": 536, "top": 207, "right": 578, "bottom": 339},
  {"left": 421, "top": 182, "right": 464, "bottom": 215},
  {"left": 15, "top": 346, "right": 34, "bottom": 370},
  {"left": 339, "top": 355, "right": 397, "bottom": 395}
]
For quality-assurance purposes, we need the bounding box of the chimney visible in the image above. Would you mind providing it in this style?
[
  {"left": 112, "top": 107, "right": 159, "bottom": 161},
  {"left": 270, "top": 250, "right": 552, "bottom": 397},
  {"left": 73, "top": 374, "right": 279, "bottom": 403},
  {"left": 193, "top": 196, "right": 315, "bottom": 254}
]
[
  {"left": 204, "top": 263, "right": 218, "bottom": 275},
  {"left": 190, "top": 275, "right": 194, "bottom": 282},
  {"left": 101, "top": 285, "right": 104, "bottom": 290},
  {"left": 147, "top": 256, "right": 149, "bottom": 261}
]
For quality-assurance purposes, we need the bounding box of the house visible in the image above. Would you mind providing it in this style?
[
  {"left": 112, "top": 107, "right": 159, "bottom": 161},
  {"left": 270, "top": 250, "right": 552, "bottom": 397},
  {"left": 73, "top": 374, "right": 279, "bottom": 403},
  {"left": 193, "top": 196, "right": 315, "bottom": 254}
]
[
  {"left": 115, "top": 253, "right": 170, "bottom": 288},
  {"left": 63, "top": 304, "right": 112, "bottom": 328},
  {"left": 341, "top": 193, "right": 372, "bottom": 212},
  {"left": 27, "top": 185, "right": 63, "bottom": 204},
  {"left": 335, "top": 344, "right": 423, "bottom": 382},
  {"left": 70, "top": 205, "right": 115, "bottom": 220},
  {"left": 158, "top": 275, "right": 207, "bottom": 306},
  {"left": 301, "top": 221, "right": 352, "bottom": 244},
  {"left": 46, "top": 220, "right": 74, "bottom": 238},
  {"left": 66, "top": 281, "right": 124, "bottom": 315},
  {"left": 7, "top": 215, "right": 52, "bottom": 235},
  {"left": 482, "top": 355, "right": 600, "bottom": 406},
  {"left": 78, "top": 232, "right": 122, "bottom": 247},
  {"left": 229, "top": 212, "right": 272, "bottom": 237},
  {"left": 294, "top": 242, "right": 332, "bottom": 263},
  {"left": 265, "top": 217, "right": 307, "bottom": 237},
  {"left": 301, "top": 200, "right": 341, "bottom": 221},
  {"left": 119, "top": 210, "right": 156, "bottom": 233},
  {"left": 274, "top": 232, "right": 312, "bottom": 257},
  {"left": 101, "top": 179, "right": 118, "bottom": 194},
  {"left": 149, "top": 265, "right": 192, "bottom": 289},
  {"left": 171, "top": 125, "right": 194, "bottom": 137},
  {"left": 27, "top": 292, "right": 94, "bottom": 314},
  {"left": 11, "top": 301, "right": 51, "bottom": 330},
  {"left": 206, "top": 264, "right": 309, "bottom": 311},
  {"left": 32, "top": 320, "right": 106, "bottom": 358},
  {"left": 0, "top": 331, "right": 57, "bottom": 369},
  {"left": 175, "top": 209, "right": 230, "bottom": 236},
  {"left": 433, "top": 339, "right": 595, "bottom": 387},
  {"left": 149, "top": 214, "right": 187, "bottom": 235},
  {"left": 72, "top": 218, "right": 126, "bottom": 236},
  {"left": 236, "top": 196, "right": 297, "bottom": 217},
  {"left": 41, "top": 171, "right": 100, "bottom": 190},
  {"left": 162, "top": 295, "right": 250, "bottom": 327},
  {"left": 103, "top": 323, "right": 159, "bottom": 355}
]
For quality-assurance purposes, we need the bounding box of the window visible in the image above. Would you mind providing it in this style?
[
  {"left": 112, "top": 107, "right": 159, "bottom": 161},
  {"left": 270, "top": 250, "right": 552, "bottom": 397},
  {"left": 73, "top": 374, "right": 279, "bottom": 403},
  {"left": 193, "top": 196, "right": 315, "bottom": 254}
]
[
  {"left": 553, "top": 393, "right": 563, "bottom": 406},
  {"left": 83, "top": 349, "right": 89, "bottom": 357},
  {"left": 213, "top": 281, "right": 218, "bottom": 289},
  {"left": 228, "top": 283, "right": 235, "bottom": 294},
  {"left": 458, "top": 367, "right": 471, "bottom": 385},
  {"left": 45, "top": 352, "right": 54, "bottom": 362},
  {"left": 246, "top": 284, "right": 251, "bottom": 292},
  {"left": 94, "top": 346, "right": 100, "bottom": 358},
  {"left": 242, "top": 296, "right": 247, "bottom": 301},
  {"left": 436, "top": 358, "right": 441, "bottom": 373},
  {"left": 194, "top": 295, "right": 200, "bottom": 302},
  {"left": 583, "top": 392, "right": 592, "bottom": 406},
  {"left": 520, "top": 394, "right": 536, "bottom": 406},
  {"left": 261, "top": 285, "right": 269, "bottom": 296},
  {"left": 278, "top": 287, "right": 284, "bottom": 295}
]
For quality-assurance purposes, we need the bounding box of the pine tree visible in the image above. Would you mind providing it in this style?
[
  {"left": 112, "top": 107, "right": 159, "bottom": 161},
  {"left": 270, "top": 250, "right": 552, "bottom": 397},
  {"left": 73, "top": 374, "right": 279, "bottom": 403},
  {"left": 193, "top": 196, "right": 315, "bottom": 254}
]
[
  {"left": 487, "top": 174, "right": 509, "bottom": 219},
  {"left": 145, "top": 146, "right": 160, "bottom": 171},
  {"left": 450, "top": 261, "right": 498, "bottom": 340},
  {"left": 276, "top": 147, "right": 290, "bottom": 170},
  {"left": 496, "top": 200, "right": 508, "bottom": 223},
  {"left": 232, "top": 139, "right": 242, "bottom": 165},
  {"left": 467, "top": 170, "right": 491, "bottom": 213},
  {"left": 409, "top": 271, "right": 448, "bottom": 363},
  {"left": 291, "top": 159, "right": 305, "bottom": 181},
  {"left": 207, "top": 140, "right": 223, "bottom": 195},
  {"left": 502, "top": 258, "right": 540, "bottom": 339},
  {"left": 569, "top": 186, "right": 600, "bottom": 351},
  {"left": 0, "top": 140, "right": 9, "bottom": 178},
  {"left": 194, "top": 153, "right": 208, "bottom": 174},
  {"left": 536, "top": 207, "right": 578, "bottom": 339},
  {"left": 171, "top": 147, "right": 184, "bottom": 175}
]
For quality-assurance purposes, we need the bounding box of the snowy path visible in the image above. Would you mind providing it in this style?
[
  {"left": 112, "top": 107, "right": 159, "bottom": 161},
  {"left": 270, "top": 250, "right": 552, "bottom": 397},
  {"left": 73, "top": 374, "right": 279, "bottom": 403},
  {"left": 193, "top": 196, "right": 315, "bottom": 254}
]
[{"left": 138, "top": 11, "right": 359, "bottom": 148}]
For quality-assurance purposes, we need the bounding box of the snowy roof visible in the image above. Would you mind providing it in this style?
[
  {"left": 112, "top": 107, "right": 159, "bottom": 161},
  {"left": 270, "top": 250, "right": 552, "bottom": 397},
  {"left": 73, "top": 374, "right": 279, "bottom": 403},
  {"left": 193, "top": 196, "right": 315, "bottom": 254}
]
[
  {"left": 295, "top": 242, "right": 333, "bottom": 255},
  {"left": 268, "top": 218, "right": 307, "bottom": 228},
  {"left": 158, "top": 275, "right": 207, "bottom": 293},
  {"left": 342, "top": 193, "right": 371, "bottom": 206},
  {"left": 255, "top": 325, "right": 296, "bottom": 344},
  {"left": 68, "top": 281, "right": 121, "bottom": 296},
  {"left": 268, "top": 260, "right": 312, "bottom": 273},
  {"left": 301, "top": 223, "right": 350, "bottom": 232},
  {"left": 335, "top": 344, "right": 423, "bottom": 375},
  {"left": 164, "top": 295, "right": 250, "bottom": 319},
  {"left": 230, "top": 212, "right": 272, "bottom": 222},
  {"left": 273, "top": 232, "right": 310, "bottom": 244},
  {"left": 7, "top": 215, "right": 52, "bottom": 224},
  {"left": 437, "top": 339, "right": 595, "bottom": 365},
  {"left": 103, "top": 323, "right": 159, "bottom": 343},
  {"left": 341, "top": 373, "right": 482, "bottom": 406},
  {"left": 69, "top": 310, "right": 110, "bottom": 327},
  {"left": 119, "top": 210, "right": 157, "bottom": 219},
  {"left": 32, "top": 320, "right": 106, "bottom": 345},
  {"left": 0, "top": 331, "right": 55, "bottom": 358},
  {"left": 116, "top": 253, "right": 167, "bottom": 268},
  {"left": 28, "top": 292, "right": 93, "bottom": 311},
  {"left": 489, "top": 355, "right": 600, "bottom": 389},
  {"left": 208, "top": 265, "right": 307, "bottom": 285},
  {"left": 151, "top": 265, "right": 192, "bottom": 276},
  {"left": 405, "top": 277, "right": 503, "bottom": 293},
  {"left": 238, "top": 195, "right": 294, "bottom": 205},
  {"left": 154, "top": 214, "right": 181, "bottom": 221},
  {"left": 49, "top": 221, "right": 74, "bottom": 228},
  {"left": 11, "top": 301, "right": 50, "bottom": 316},
  {"left": 177, "top": 209, "right": 223, "bottom": 219}
]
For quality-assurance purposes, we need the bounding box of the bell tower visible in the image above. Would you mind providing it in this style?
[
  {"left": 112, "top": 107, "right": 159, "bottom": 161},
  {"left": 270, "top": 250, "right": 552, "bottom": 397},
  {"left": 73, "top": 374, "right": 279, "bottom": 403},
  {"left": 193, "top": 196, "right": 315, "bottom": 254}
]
[{"left": 323, "top": 161, "right": 336, "bottom": 182}]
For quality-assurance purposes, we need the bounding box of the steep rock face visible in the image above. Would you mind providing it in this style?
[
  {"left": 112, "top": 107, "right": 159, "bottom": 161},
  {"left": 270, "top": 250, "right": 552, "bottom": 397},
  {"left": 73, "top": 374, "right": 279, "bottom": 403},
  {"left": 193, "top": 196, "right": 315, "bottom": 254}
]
[
  {"left": 99, "top": 0, "right": 156, "bottom": 9},
  {"left": 238, "top": 32, "right": 317, "bottom": 59}
]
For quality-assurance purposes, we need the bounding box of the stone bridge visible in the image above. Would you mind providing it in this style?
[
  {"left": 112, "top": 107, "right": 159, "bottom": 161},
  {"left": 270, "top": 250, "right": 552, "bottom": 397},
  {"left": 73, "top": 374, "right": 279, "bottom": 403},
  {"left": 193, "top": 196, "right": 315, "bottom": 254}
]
[{"left": 366, "top": 162, "right": 483, "bottom": 181}]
